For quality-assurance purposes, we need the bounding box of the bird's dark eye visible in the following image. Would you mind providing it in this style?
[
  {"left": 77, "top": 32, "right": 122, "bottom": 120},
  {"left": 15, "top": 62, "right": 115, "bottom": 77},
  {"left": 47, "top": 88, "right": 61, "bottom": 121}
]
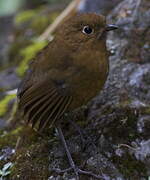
[{"left": 82, "top": 26, "right": 93, "bottom": 35}]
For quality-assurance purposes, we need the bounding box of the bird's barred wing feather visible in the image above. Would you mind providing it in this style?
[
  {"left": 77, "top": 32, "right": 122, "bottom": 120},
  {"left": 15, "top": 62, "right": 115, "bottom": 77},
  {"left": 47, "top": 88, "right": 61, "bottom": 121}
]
[{"left": 18, "top": 79, "right": 72, "bottom": 131}]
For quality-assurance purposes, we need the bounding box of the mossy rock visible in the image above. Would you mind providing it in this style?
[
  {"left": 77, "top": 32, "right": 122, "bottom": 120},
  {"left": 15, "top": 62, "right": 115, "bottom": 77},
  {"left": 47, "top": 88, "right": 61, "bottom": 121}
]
[
  {"left": 0, "top": 94, "right": 16, "bottom": 117},
  {"left": 9, "top": 7, "right": 59, "bottom": 65},
  {"left": 14, "top": 10, "right": 37, "bottom": 25},
  {"left": 14, "top": 9, "right": 59, "bottom": 35},
  {"left": 9, "top": 127, "right": 54, "bottom": 180},
  {"left": 11, "top": 139, "right": 51, "bottom": 180},
  {"left": 0, "top": 127, "right": 22, "bottom": 149},
  {"left": 0, "top": 126, "right": 50, "bottom": 179}
]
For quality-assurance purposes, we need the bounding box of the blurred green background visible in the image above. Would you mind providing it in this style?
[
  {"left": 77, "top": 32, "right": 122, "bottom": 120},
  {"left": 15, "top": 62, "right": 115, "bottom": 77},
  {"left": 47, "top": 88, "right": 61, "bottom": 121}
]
[
  {"left": 0, "top": 0, "right": 25, "bottom": 16},
  {"left": 0, "top": 0, "right": 70, "bottom": 16}
]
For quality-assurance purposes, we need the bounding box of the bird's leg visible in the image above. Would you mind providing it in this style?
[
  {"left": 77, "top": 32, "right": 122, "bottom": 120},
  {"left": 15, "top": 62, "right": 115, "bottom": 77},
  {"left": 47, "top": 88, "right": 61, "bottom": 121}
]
[
  {"left": 57, "top": 126, "right": 80, "bottom": 179},
  {"left": 66, "top": 106, "right": 97, "bottom": 151},
  {"left": 54, "top": 126, "right": 104, "bottom": 180},
  {"left": 65, "top": 105, "right": 88, "bottom": 147},
  {"left": 67, "top": 119, "right": 85, "bottom": 145},
  {"left": 68, "top": 119, "right": 97, "bottom": 155}
]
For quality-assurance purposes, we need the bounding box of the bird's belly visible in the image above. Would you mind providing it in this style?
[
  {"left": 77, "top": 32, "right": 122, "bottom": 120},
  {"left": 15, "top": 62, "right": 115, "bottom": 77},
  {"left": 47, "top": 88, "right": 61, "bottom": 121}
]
[{"left": 69, "top": 70, "right": 107, "bottom": 110}]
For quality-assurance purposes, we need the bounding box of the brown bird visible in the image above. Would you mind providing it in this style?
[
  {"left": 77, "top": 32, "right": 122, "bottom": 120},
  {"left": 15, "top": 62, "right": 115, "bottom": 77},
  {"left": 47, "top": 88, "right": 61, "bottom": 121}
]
[{"left": 18, "top": 13, "right": 118, "bottom": 179}]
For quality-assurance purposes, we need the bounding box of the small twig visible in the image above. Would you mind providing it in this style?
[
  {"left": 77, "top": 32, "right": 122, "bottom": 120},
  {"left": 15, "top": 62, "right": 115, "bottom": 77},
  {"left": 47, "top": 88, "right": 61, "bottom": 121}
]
[
  {"left": 118, "top": 143, "right": 137, "bottom": 151},
  {"left": 7, "top": 99, "right": 18, "bottom": 124},
  {"left": 15, "top": 137, "right": 21, "bottom": 151},
  {"left": 38, "top": 0, "right": 81, "bottom": 41}
]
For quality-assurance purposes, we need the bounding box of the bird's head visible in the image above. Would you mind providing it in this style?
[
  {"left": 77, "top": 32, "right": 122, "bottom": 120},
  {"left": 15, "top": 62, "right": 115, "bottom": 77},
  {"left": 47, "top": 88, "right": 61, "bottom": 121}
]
[{"left": 56, "top": 13, "right": 118, "bottom": 49}]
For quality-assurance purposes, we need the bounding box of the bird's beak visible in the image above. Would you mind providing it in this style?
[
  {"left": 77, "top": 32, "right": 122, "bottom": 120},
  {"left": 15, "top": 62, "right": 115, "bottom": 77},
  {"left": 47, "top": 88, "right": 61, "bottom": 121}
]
[
  {"left": 106, "top": 24, "right": 118, "bottom": 31},
  {"left": 97, "top": 24, "right": 118, "bottom": 40}
]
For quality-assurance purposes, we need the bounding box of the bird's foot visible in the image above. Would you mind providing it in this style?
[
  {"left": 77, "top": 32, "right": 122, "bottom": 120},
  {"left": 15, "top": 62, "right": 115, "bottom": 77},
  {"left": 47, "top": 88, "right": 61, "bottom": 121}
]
[
  {"left": 56, "top": 127, "right": 103, "bottom": 179},
  {"left": 67, "top": 118, "right": 97, "bottom": 151},
  {"left": 52, "top": 166, "right": 103, "bottom": 180}
]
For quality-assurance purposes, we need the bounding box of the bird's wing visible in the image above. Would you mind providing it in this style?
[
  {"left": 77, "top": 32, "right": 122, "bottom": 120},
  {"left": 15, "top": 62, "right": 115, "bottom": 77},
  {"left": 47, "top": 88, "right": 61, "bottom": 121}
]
[{"left": 18, "top": 78, "right": 72, "bottom": 131}]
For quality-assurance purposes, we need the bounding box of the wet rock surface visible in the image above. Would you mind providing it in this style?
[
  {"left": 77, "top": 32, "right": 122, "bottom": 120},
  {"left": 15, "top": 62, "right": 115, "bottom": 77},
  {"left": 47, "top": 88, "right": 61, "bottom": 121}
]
[
  {"left": 0, "top": 68, "right": 20, "bottom": 92},
  {"left": 78, "top": 0, "right": 122, "bottom": 15}
]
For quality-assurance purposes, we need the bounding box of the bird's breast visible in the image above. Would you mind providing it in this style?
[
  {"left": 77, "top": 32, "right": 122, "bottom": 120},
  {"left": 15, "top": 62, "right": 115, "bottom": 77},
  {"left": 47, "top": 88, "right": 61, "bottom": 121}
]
[
  {"left": 65, "top": 62, "right": 108, "bottom": 110},
  {"left": 46, "top": 47, "right": 109, "bottom": 110}
]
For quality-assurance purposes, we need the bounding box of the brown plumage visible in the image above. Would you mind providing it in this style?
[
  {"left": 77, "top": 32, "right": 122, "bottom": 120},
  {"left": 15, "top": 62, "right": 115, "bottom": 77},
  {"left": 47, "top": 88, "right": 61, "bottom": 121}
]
[{"left": 18, "top": 13, "right": 117, "bottom": 132}]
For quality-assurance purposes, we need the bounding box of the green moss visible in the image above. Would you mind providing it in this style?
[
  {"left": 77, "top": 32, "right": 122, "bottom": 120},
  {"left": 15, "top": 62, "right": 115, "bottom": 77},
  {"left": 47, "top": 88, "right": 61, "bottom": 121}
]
[
  {"left": 31, "top": 12, "right": 59, "bottom": 34},
  {"left": 16, "top": 41, "right": 48, "bottom": 76},
  {"left": 114, "top": 154, "right": 147, "bottom": 178},
  {"left": 14, "top": 10, "right": 37, "bottom": 25},
  {"left": 10, "top": 133, "right": 51, "bottom": 179},
  {"left": 50, "top": 12, "right": 59, "bottom": 22},
  {"left": 0, "top": 94, "right": 16, "bottom": 117},
  {"left": 0, "top": 127, "right": 22, "bottom": 149},
  {"left": 14, "top": 9, "right": 59, "bottom": 35},
  {"left": 11, "top": 127, "right": 23, "bottom": 136},
  {"left": 10, "top": 8, "right": 59, "bottom": 66},
  {"left": 31, "top": 16, "right": 50, "bottom": 33},
  {"left": 143, "top": 107, "right": 150, "bottom": 114}
]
